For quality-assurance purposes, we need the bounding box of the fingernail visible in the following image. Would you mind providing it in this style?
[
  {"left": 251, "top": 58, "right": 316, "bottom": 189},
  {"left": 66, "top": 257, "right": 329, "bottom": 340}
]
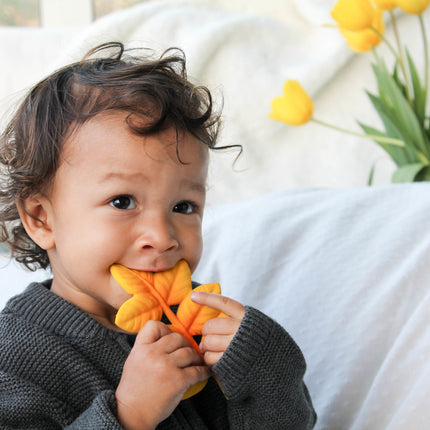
[{"left": 190, "top": 291, "right": 200, "bottom": 301}]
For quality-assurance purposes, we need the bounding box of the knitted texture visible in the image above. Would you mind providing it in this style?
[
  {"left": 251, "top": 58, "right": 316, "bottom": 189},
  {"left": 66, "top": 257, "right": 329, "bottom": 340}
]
[{"left": 0, "top": 281, "right": 316, "bottom": 429}]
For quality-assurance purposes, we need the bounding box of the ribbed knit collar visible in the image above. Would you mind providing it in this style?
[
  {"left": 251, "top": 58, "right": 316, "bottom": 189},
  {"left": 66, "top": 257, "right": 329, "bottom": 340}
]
[{"left": 5, "top": 281, "right": 127, "bottom": 345}]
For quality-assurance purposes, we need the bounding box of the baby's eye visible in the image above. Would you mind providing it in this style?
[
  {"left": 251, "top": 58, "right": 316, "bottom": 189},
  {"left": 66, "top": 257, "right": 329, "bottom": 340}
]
[
  {"left": 109, "top": 195, "right": 136, "bottom": 210},
  {"left": 173, "top": 201, "right": 196, "bottom": 214}
]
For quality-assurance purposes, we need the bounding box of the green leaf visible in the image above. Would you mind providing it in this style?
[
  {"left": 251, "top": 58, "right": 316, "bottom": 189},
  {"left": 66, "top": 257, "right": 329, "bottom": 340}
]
[
  {"left": 361, "top": 93, "right": 425, "bottom": 165},
  {"left": 371, "top": 62, "right": 429, "bottom": 157},
  {"left": 367, "top": 162, "right": 376, "bottom": 186},
  {"left": 392, "top": 163, "right": 427, "bottom": 183},
  {"left": 406, "top": 49, "right": 426, "bottom": 124},
  {"left": 367, "top": 90, "right": 394, "bottom": 120},
  {"left": 371, "top": 62, "right": 391, "bottom": 108},
  {"left": 358, "top": 120, "right": 406, "bottom": 164},
  {"left": 416, "top": 166, "right": 430, "bottom": 181},
  {"left": 391, "top": 62, "right": 409, "bottom": 101}
]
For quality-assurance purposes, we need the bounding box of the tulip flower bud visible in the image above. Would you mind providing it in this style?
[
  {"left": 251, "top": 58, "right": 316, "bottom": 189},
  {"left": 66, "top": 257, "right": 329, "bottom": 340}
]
[
  {"left": 340, "top": 8, "right": 385, "bottom": 52},
  {"left": 396, "top": 0, "right": 430, "bottom": 14},
  {"left": 373, "top": 0, "right": 397, "bottom": 10},
  {"left": 269, "top": 81, "right": 313, "bottom": 126},
  {"left": 331, "top": 0, "right": 375, "bottom": 31}
]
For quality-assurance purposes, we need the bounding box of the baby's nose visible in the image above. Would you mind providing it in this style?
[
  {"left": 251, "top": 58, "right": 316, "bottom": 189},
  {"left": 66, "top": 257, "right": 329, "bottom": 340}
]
[{"left": 137, "top": 216, "right": 179, "bottom": 253}]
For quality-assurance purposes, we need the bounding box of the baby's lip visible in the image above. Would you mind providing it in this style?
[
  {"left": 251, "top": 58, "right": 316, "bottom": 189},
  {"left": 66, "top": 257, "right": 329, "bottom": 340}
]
[
  {"left": 119, "top": 264, "right": 174, "bottom": 274},
  {"left": 138, "top": 268, "right": 169, "bottom": 274},
  {"left": 113, "top": 259, "right": 186, "bottom": 274}
]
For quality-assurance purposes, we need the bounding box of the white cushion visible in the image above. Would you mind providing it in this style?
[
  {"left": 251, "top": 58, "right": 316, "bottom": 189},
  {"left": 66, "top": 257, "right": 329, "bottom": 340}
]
[
  {"left": 0, "top": 257, "right": 49, "bottom": 308},
  {"left": 194, "top": 183, "right": 430, "bottom": 429}
]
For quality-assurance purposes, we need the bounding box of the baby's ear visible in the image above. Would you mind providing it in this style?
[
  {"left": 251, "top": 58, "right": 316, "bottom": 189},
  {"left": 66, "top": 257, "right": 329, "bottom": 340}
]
[{"left": 17, "top": 195, "right": 55, "bottom": 250}]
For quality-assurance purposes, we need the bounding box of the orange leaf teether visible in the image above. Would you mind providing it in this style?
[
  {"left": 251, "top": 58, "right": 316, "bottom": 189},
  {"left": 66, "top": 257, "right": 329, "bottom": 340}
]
[{"left": 110, "top": 260, "right": 226, "bottom": 399}]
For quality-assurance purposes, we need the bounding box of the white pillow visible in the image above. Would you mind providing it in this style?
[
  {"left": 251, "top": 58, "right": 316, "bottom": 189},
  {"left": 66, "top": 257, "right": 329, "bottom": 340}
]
[
  {"left": 194, "top": 183, "right": 430, "bottom": 430},
  {"left": 0, "top": 257, "right": 49, "bottom": 309}
]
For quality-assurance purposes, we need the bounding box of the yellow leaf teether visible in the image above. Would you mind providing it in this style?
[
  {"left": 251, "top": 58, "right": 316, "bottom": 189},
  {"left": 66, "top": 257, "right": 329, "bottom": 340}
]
[{"left": 110, "top": 260, "right": 226, "bottom": 399}]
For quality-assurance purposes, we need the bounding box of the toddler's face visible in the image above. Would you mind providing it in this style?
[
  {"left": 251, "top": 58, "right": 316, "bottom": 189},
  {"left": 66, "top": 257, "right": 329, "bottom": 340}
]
[{"left": 44, "top": 112, "right": 208, "bottom": 329}]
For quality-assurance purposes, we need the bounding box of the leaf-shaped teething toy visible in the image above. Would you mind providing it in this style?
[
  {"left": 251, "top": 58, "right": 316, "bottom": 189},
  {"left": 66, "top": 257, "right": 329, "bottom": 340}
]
[{"left": 111, "top": 260, "right": 226, "bottom": 399}]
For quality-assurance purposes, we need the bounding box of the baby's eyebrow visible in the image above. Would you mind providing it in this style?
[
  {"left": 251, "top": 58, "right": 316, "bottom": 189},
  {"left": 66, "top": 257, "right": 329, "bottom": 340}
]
[
  {"left": 98, "top": 172, "right": 206, "bottom": 193},
  {"left": 98, "top": 171, "right": 148, "bottom": 184},
  {"left": 181, "top": 180, "right": 206, "bottom": 194}
]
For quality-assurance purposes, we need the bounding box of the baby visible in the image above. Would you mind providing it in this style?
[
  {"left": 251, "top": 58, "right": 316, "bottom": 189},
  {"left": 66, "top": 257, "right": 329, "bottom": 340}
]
[{"left": 0, "top": 42, "right": 316, "bottom": 429}]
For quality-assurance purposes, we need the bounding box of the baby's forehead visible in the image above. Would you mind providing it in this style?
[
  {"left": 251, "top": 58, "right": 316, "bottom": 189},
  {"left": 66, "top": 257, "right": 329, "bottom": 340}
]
[
  {"left": 61, "top": 112, "right": 209, "bottom": 168},
  {"left": 51, "top": 113, "right": 209, "bottom": 201}
]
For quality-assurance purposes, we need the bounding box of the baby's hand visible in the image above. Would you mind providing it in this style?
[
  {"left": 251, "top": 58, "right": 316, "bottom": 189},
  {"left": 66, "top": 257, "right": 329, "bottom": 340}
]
[
  {"left": 190, "top": 292, "right": 246, "bottom": 367},
  {"left": 116, "top": 321, "right": 210, "bottom": 430}
]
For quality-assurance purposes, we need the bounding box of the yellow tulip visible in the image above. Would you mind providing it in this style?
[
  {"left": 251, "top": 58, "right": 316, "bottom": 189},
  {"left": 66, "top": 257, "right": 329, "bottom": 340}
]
[
  {"left": 373, "top": 0, "right": 397, "bottom": 10},
  {"left": 269, "top": 81, "right": 313, "bottom": 126},
  {"left": 331, "top": 0, "right": 375, "bottom": 31},
  {"left": 340, "top": 8, "right": 385, "bottom": 52},
  {"left": 396, "top": 0, "right": 430, "bottom": 14}
]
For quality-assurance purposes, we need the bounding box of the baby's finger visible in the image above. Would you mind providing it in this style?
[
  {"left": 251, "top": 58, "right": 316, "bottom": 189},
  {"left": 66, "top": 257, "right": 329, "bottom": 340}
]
[
  {"left": 199, "top": 334, "right": 232, "bottom": 353},
  {"left": 201, "top": 350, "right": 223, "bottom": 368},
  {"left": 158, "top": 332, "right": 193, "bottom": 354},
  {"left": 184, "top": 364, "right": 212, "bottom": 385},
  {"left": 190, "top": 292, "right": 245, "bottom": 319},
  {"left": 172, "top": 346, "right": 206, "bottom": 368},
  {"left": 202, "top": 316, "right": 241, "bottom": 336},
  {"left": 136, "top": 320, "right": 172, "bottom": 345}
]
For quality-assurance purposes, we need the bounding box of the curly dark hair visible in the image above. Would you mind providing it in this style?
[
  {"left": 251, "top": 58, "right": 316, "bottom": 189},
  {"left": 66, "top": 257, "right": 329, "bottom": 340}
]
[{"left": 0, "top": 42, "right": 232, "bottom": 271}]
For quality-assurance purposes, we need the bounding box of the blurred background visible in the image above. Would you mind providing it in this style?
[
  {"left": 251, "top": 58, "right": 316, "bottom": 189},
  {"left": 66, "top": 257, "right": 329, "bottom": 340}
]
[
  {"left": 0, "top": 0, "right": 144, "bottom": 26},
  {"left": 0, "top": 0, "right": 427, "bottom": 208}
]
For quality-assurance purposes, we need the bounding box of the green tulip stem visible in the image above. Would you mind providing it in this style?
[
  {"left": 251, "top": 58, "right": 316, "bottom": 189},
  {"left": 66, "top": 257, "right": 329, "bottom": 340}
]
[
  {"left": 419, "top": 14, "right": 429, "bottom": 110},
  {"left": 389, "top": 12, "right": 403, "bottom": 57},
  {"left": 311, "top": 118, "right": 405, "bottom": 147},
  {"left": 389, "top": 11, "right": 407, "bottom": 80},
  {"left": 370, "top": 27, "right": 398, "bottom": 62}
]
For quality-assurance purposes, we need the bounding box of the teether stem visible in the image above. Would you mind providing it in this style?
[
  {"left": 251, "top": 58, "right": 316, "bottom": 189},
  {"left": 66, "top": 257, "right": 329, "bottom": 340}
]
[{"left": 136, "top": 273, "right": 200, "bottom": 353}]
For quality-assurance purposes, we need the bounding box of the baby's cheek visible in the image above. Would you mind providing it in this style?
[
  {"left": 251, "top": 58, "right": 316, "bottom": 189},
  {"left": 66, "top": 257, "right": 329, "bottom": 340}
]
[
  {"left": 110, "top": 277, "right": 133, "bottom": 309},
  {"left": 183, "top": 231, "right": 203, "bottom": 273}
]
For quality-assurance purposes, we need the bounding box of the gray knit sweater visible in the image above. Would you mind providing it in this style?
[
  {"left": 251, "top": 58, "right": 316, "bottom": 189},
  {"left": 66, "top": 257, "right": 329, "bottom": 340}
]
[{"left": 0, "top": 281, "right": 316, "bottom": 429}]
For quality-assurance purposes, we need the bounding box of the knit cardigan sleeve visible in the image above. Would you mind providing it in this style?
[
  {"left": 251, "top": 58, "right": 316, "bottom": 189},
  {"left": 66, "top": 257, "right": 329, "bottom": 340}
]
[
  {"left": 212, "top": 306, "right": 317, "bottom": 429},
  {"left": 0, "top": 372, "right": 121, "bottom": 429},
  {"left": 65, "top": 391, "right": 122, "bottom": 429}
]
